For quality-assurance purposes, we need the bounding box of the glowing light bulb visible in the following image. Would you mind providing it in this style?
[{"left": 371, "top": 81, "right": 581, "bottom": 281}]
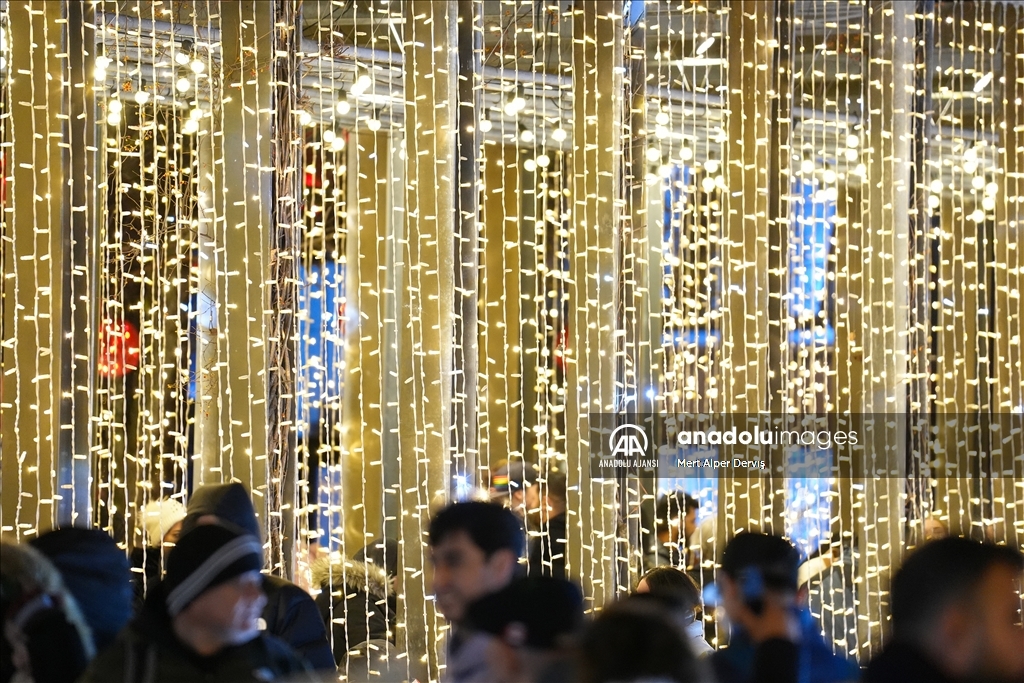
[
  {"left": 659, "top": 164, "right": 672, "bottom": 177},
  {"left": 174, "top": 51, "right": 189, "bottom": 66},
  {"left": 823, "top": 169, "right": 837, "bottom": 184},
  {"left": 984, "top": 181, "right": 998, "bottom": 196},
  {"left": 551, "top": 127, "right": 567, "bottom": 143},
  {"left": 704, "top": 159, "right": 720, "bottom": 174},
  {"left": 190, "top": 58, "right": 205, "bottom": 74},
  {"left": 845, "top": 148, "right": 859, "bottom": 162},
  {"left": 982, "top": 195, "right": 996, "bottom": 211},
  {"left": 646, "top": 147, "right": 662, "bottom": 163},
  {"left": 655, "top": 125, "right": 669, "bottom": 140},
  {"left": 351, "top": 71, "right": 373, "bottom": 96},
  {"left": 134, "top": 90, "right": 150, "bottom": 105},
  {"left": 366, "top": 117, "right": 381, "bottom": 132},
  {"left": 330, "top": 136, "right": 346, "bottom": 153},
  {"left": 298, "top": 110, "right": 312, "bottom": 126},
  {"left": 536, "top": 153, "right": 550, "bottom": 168},
  {"left": 182, "top": 118, "right": 199, "bottom": 135},
  {"left": 523, "top": 158, "right": 537, "bottom": 172},
  {"left": 520, "top": 128, "right": 535, "bottom": 143},
  {"left": 963, "top": 160, "right": 977, "bottom": 175},
  {"left": 479, "top": 117, "right": 492, "bottom": 133},
  {"left": 970, "top": 209, "right": 985, "bottom": 223},
  {"left": 680, "top": 147, "right": 693, "bottom": 161},
  {"left": 189, "top": 107, "right": 203, "bottom": 121},
  {"left": 93, "top": 66, "right": 107, "bottom": 81},
  {"left": 845, "top": 134, "right": 859, "bottom": 148},
  {"left": 928, "top": 194, "right": 940, "bottom": 209},
  {"left": 971, "top": 175, "right": 985, "bottom": 191},
  {"left": 95, "top": 55, "right": 111, "bottom": 70},
  {"left": 930, "top": 179, "right": 943, "bottom": 193},
  {"left": 108, "top": 99, "right": 123, "bottom": 114},
  {"left": 175, "top": 77, "right": 191, "bottom": 93},
  {"left": 655, "top": 110, "right": 670, "bottom": 126},
  {"left": 504, "top": 86, "right": 527, "bottom": 117},
  {"left": 105, "top": 111, "right": 121, "bottom": 126},
  {"left": 323, "top": 130, "right": 336, "bottom": 144},
  {"left": 701, "top": 175, "right": 716, "bottom": 193},
  {"left": 336, "top": 100, "right": 351, "bottom": 115}
]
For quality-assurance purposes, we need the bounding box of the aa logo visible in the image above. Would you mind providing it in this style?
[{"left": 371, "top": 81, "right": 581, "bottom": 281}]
[{"left": 609, "top": 423, "right": 649, "bottom": 459}]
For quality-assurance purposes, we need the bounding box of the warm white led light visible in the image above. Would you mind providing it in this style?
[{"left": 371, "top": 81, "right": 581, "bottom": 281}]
[
  {"left": 190, "top": 58, "right": 205, "bottom": 75},
  {"left": 336, "top": 100, "right": 351, "bottom": 115},
  {"left": 175, "top": 77, "right": 191, "bottom": 93},
  {"left": 523, "top": 158, "right": 537, "bottom": 172},
  {"left": 536, "top": 153, "right": 551, "bottom": 168},
  {"left": 366, "top": 117, "right": 381, "bottom": 132},
  {"left": 646, "top": 147, "right": 662, "bottom": 162},
  {"left": 551, "top": 127, "right": 567, "bottom": 143}
]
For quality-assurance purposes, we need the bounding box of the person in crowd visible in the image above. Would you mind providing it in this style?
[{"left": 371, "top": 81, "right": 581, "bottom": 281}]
[
  {"left": 79, "top": 524, "right": 315, "bottom": 682},
  {"left": 0, "top": 541, "right": 95, "bottom": 683},
  {"left": 311, "top": 555, "right": 395, "bottom": 667},
  {"left": 429, "top": 501, "right": 523, "bottom": 680},
  {"left": 179, "top": 482, "right": 336, "bottom": 672},
  {"left": 527, "top": 472, "right": 567, "bottom": 579},
  {"left": 490, "top": 460, "right": 538, "bottom": 558},
  {"left": 712, "top": 532, "right": 859, "bottom": 683},
  {"left": 28, "top": 527, "right": 133, "bottom": 653},
  {"left": 636, "top": 566, "right": 713, "bottom": 656},
  {"left": 865, "top": 537, "right": 1024, "bottom": 683},
  {"left": 429, "top": 501, "right": 523, "bottom": 626},
  {"left": 130, "top": 497, "right": 187, "bottom": 608},
  {"left": 922, "top": 516, "right": 949, "bottom": 543},
  {"left": 578, "top": 593, "right": 705, "bottom": 683},
  {"left": 452, "top": 576, "right": 584, "bottom": 683},
  {"left": 644, "top": 492, "right": 699, "bottom": 570},
  {"left": 355, "top": 538, "right": 400, "bottom": 616}
]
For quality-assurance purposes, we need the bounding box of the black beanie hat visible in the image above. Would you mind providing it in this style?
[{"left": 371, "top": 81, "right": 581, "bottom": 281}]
[
  {"left": 162, "top": 524, "right": 263, "bottom": 617},
  {"left": 464, "top": 576, "right": 584, "bottom": 649},
  {"left": 180, "top": 483, "right": 262, "bottom": 541}
]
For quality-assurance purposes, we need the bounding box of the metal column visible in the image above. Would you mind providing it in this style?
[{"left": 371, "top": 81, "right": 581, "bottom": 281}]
[
  {"left": 565, "top": 0, "right": 623, "bottom": 611},
  {"left": 853, "top": 0, "right": 914, "bottom": 656},
  {"left": 1, "top": 1, "right": 67, "bottom": 537},
  {"left": 397, "top": 2, "right": 457, "bottom": 679}
]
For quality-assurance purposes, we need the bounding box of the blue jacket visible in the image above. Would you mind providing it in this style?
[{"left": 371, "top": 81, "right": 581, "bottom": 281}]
[{"left": 711, "top": 609, "right": 860, "bottom": 683}]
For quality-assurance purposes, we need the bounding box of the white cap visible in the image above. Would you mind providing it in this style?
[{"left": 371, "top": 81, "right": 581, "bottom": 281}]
[{"left": 141, "top": 498, "right": 187, "bottom": 546}]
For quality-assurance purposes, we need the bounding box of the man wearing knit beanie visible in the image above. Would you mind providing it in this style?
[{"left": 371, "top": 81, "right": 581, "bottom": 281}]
[
  {"left": 80, "top": 524, "right": 316, "bottom": 682},
  {"left": 181, "top": 482, "right": 336, "bottom": 672}
]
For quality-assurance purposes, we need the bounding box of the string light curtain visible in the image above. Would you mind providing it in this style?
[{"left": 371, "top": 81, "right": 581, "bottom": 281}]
[{"left": 1, "top": 0, "right": 1023, "bottom": 679}]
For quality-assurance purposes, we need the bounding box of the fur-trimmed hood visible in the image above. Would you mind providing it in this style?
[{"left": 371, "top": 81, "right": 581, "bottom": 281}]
[{"left": 311, "top": 557, "right": 392, "bottom": 600}]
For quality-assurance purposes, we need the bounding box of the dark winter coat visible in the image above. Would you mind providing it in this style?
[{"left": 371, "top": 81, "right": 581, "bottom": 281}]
[
  {"left": 864, "top": 641, "right": 958, "bottom": 683},
  {"left": 78, "top": 585, "right": 315, "bottom": 683},
  {"left": 311, "top": 558, "right": 395, "bottom": 666},
  {"left": 180, "top": 483, "right": 336, "bottom": 672}
]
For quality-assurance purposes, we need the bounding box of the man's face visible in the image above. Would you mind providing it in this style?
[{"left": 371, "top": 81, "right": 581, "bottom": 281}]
[
  {"left": 683, "top": 509, "right": 697, "bottom": 540},
  {"left": 180, "top": 570, "right": 266, "bottom": 642},
  {"left": 963, "top": 564, "right": 1024, "bottom": 680},
  {"left": 430, "top": 531, "right": 514, "bottom": 623}
]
